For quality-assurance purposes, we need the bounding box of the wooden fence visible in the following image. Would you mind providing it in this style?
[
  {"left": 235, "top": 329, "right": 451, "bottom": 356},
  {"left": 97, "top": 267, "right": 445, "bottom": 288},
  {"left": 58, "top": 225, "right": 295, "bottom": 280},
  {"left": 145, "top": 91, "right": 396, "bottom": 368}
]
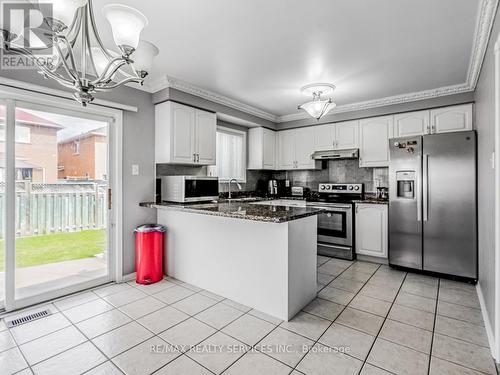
[{"left": 0, "top": 182, "right": 107, "bottom": 238}]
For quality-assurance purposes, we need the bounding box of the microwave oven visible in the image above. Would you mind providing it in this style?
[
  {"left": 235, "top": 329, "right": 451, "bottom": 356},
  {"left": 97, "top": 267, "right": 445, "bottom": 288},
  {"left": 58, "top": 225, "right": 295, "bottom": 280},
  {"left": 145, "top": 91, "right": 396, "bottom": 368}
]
[{"left": 161, "top": 176, "right": 219, "bottom": 203}]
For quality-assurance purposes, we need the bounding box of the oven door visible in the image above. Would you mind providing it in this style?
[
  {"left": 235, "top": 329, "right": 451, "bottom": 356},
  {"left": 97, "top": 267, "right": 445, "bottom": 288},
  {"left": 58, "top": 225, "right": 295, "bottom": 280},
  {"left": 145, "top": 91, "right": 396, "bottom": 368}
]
[{"left": 316, "top": 205, "right": 353, "bottom": 246}]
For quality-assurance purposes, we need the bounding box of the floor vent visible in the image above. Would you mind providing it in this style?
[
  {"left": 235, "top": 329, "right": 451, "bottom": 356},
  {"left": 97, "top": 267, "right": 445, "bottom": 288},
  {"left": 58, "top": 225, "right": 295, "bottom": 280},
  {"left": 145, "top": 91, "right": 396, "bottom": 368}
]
[{"left": 5, "top": 309, "right": 52, "bottom": 328}]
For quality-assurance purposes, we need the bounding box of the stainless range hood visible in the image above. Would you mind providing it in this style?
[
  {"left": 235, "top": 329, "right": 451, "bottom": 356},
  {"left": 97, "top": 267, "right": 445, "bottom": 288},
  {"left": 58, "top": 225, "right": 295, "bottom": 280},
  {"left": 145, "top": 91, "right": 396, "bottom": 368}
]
[{"left": 311, "top": 149, "right": 359, "bottom": 160}]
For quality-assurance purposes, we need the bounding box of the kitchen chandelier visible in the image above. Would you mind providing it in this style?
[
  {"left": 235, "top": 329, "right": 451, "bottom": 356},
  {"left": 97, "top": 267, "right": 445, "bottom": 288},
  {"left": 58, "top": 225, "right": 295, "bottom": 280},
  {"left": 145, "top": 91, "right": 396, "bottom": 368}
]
[
  {"left": 0, "top": 0, "right": 159, "bottom": 106},
  {"left": 298, "top": 83, "right": 337, "bottom": 120}
]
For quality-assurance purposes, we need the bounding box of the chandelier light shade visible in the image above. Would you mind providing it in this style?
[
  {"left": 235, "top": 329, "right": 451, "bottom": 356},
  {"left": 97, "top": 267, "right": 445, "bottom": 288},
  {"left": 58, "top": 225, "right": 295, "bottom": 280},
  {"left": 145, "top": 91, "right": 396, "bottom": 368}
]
[
  {"left": 132, "top": 40, "right": 159, "bottom": 77},
  {"left": 0, "top": 0, "right": 159, "bottom": 106},
  {"left": 102, "top": 4, "right": 148, "bottom": 55},
  {"left": 298, "top": 83, "right": 337, "bottom": 120},
  {"left": 49, "top": 0, "right": 88, "bottom": 28}
]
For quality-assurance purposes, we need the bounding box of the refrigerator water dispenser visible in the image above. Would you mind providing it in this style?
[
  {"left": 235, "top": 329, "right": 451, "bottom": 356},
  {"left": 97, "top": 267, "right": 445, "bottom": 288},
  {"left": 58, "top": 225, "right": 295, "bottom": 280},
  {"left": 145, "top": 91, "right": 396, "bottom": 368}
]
[{"left": 396, "top": 171, "right": 415, "bottom": 199}]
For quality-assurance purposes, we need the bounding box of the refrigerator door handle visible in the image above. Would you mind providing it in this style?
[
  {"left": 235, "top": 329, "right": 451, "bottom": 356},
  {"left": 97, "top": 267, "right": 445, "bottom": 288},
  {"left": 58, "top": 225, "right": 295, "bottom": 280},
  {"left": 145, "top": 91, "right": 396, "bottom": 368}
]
[
  {"left": 423, "top": 154, "right": 429, "bottom": 221},
  {"left": 416, "top": 172, "right": 422, "bottom": 221}
]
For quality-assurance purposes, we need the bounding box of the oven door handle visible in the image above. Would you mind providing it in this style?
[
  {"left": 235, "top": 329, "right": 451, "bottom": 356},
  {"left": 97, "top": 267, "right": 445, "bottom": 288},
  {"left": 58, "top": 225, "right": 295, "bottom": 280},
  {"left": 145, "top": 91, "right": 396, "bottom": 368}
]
[
  {"left": 318, "top": 243, "right": 352, "bottom": 251},
  {"left": 312, "top": 205, "right": 352, "bottom": 211}
]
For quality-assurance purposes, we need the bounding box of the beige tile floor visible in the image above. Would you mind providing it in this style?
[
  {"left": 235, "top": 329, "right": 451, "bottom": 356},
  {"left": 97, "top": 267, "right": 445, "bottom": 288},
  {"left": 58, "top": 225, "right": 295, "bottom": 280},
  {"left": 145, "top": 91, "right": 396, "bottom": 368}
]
[{"left": 0, "top": 256, "right": 496, "bottom": 375}]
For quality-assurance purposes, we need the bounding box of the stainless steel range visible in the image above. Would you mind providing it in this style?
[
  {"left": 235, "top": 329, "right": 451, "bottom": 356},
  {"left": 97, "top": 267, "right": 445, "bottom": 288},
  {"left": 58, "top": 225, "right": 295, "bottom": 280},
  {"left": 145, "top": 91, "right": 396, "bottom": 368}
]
[{"left": 307, "top": 183, "right": 364, "bottom": 260}]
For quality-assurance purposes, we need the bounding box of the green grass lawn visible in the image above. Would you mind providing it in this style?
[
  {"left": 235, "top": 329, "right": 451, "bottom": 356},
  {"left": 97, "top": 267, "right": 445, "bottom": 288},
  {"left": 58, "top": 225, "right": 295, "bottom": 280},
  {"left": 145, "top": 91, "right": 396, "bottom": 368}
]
[{"left": 0, "top": 229, "right": 106, "bottom": 271}]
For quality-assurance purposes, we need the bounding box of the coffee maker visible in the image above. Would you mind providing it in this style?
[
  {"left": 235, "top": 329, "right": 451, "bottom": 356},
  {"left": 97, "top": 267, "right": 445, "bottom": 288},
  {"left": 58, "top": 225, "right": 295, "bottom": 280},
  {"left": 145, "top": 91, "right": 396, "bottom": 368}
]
[{"left": 268, "top": 180, "right": 278, "bottom": 196}]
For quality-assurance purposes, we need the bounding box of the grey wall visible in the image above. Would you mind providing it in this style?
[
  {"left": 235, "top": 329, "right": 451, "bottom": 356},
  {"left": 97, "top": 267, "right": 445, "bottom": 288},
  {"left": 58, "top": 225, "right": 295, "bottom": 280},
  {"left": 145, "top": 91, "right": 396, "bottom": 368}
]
[
  {"left": 278, "top": 92, "right": 475, "bottom": 130},
  {"left": 474, "top": 6, "right": 500, "bottom": 339},
  {"left": 0, "top": 70, "right": 156, "bottom": 276}
]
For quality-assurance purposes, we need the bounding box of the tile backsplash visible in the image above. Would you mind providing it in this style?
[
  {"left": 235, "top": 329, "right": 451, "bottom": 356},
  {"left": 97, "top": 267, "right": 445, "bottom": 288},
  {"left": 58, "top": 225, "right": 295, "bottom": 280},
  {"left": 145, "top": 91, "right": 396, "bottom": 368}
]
[
  {"left": 156, "top": 160, "right": 388, "bottom": 194},
  {"left": 272, "top": 159, "right": 388, "bottom": 193}
]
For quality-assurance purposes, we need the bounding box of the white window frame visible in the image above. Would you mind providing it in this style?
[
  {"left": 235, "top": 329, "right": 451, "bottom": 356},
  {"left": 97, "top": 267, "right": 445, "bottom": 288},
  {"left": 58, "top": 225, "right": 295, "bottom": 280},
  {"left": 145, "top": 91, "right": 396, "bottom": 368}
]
[
  {"left": 211, "top": 126, "right": 247, "bottom": 183},
  {"left": 73, "top": 140, "right": 80, "bottom": 155},
  {"left": 15, "top": 125, "right": 30, "bottom": 144},
  {"left": 0, "top": 124, "right": 31, "bottom": 143},
  {"left": 493, "top": 32, "right": 500, "bottom": 362}
]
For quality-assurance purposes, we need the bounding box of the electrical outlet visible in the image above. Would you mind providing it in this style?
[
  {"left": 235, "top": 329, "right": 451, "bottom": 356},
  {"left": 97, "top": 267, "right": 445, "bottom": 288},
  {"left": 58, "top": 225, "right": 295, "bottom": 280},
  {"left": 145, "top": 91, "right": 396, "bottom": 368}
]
[{"left": 132, "top": 164, "right": 139, "bottom": 176}]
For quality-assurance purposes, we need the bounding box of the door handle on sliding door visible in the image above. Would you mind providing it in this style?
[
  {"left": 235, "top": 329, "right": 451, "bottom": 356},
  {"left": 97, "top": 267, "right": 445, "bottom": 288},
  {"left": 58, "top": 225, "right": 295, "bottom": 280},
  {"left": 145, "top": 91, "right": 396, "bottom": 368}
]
[
  {"left": 423, "top": 154, "right": 429, "bottom": 221},
  {"left": 108, "top": 188, "right": 112, "bottom": 210}
]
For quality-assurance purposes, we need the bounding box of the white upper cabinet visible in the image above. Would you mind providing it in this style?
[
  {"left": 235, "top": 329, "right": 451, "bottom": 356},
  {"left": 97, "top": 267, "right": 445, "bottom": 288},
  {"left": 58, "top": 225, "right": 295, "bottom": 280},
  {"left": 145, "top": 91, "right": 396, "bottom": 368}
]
[
  {"left": 355, "top": 203, "right": 388, "bottom": 258},
  {"left": 155, "top": 101, "right": 216, "bottom": 165},
  {"left": 394, "top": 110, "right": 430, "bottom": 137},
  {"left": 248, "top": 127, "right": 277, "bottom": 170},
  {"left": 334, "top": 120, "right": 359, "bottom": 149},
  {"left": 195, "top": 110, "right": 217, "bottom": 164},
  {"left": 430, "top": 103, "right": 473, "bottom": 134},
  {"left": 313, "top": 124, "right": 334, "bottom": 151},
  {"left": 278, "top": 128, "right": 319, "bottom": 170},
  {"left": 168, "top": 103, "right": 196, "bottom": 164},
  {"left": 278, "top": 130, "right": 295, "bottom": 169},
  {"left": 313, "top": 121, "right": 358, "bottom": 151},
  {"left": 295, "top": 127, "right": 317, "bottom": 169},
  {"left": 359, "top": 115, "right": 394, "bottom": 167}
]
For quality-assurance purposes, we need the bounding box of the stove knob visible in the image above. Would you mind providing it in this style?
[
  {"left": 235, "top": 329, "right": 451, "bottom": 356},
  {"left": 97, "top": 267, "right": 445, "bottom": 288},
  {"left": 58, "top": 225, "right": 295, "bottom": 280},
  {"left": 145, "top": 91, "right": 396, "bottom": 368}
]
[
  {"left": 320, "top": 185, "right": 326, "bottom": 190},
  {"left": 348, "top": 186, "right": 354, "bottom": 190},
  {"left": 354, "top": 186, "right": 360, "bottom": 191},
  {"left": 326, "top": 185, "right": 331, "bottom": 190}
]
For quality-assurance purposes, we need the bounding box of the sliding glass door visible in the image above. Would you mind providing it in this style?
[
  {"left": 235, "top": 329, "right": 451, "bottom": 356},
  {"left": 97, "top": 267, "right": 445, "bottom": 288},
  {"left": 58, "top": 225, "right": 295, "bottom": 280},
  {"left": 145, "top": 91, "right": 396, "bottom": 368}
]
[{"left": 1, "top": 100, "right": 115, "bottom": 311}]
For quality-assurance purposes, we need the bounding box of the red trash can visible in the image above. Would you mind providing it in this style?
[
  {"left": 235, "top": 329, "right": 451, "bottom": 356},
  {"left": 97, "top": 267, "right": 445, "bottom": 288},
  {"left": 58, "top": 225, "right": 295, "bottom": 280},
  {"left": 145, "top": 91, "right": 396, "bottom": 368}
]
[{"left": 134, "top": 224, "right": 166, "bottom": 285}]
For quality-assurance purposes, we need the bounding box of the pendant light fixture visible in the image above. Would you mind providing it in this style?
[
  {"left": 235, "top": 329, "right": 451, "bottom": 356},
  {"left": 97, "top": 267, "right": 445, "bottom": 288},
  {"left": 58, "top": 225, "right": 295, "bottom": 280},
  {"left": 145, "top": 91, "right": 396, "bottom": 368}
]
[
  {"left": 0, "top": 1, "right": 159, "bottom": 106},
  {"left": 298, "top": 83, "right": 337, "bottom": 120}
]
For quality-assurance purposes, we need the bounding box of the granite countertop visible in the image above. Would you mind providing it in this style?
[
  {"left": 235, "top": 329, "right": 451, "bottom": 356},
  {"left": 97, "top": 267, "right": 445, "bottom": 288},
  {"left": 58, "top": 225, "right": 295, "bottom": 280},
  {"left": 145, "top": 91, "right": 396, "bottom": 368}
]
[
  {"left": 140, "top": 201, "right": 324, "bottom": 223},
  {"left": 352, "top": 198, "right": 389, "bottom": 205}
]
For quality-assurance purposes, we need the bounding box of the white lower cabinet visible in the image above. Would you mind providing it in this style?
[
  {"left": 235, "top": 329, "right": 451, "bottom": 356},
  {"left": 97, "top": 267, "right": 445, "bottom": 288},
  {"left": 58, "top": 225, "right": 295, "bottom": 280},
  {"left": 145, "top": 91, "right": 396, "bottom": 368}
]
[{"left": 355, "top": 203, "right": 388, "bottom": 258}]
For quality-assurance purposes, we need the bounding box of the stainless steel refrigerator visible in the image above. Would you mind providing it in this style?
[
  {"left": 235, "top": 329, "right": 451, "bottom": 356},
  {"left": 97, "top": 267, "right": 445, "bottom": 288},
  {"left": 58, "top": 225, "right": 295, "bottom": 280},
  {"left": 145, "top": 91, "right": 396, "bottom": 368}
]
[{"left": 388, "top": 131, "right": 477, "bottom": 280}]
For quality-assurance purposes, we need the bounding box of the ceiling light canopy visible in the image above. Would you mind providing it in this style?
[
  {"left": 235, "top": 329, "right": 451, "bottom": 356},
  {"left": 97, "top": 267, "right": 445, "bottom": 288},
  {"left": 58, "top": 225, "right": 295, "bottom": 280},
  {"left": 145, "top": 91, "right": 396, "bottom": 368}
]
[
  {"left": 0, "top": 1, "right": 159, "bottom": 106},
  {"left": 298, "top": 83, "right": 336, "bottom": 120}
]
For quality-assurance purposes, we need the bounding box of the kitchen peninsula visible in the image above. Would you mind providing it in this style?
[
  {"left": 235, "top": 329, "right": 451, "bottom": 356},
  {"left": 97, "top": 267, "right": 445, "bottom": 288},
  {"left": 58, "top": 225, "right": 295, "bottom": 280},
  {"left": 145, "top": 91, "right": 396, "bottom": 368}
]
[{"left": 141, "top": 201, "right": 322, "bottom": 320}]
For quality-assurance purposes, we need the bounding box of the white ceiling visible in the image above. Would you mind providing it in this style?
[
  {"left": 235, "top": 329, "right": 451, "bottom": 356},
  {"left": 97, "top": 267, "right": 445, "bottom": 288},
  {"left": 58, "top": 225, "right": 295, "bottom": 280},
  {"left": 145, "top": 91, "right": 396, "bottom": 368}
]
[{"left": 94, "top": 0, "right": 483, "bottom": 119}]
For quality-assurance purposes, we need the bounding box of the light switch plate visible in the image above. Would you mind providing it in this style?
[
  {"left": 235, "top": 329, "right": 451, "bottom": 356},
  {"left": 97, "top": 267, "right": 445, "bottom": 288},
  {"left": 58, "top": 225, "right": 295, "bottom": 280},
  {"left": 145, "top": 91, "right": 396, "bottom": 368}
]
[{"left": 132, "top": 164, "right": 139, "bottom": 175}]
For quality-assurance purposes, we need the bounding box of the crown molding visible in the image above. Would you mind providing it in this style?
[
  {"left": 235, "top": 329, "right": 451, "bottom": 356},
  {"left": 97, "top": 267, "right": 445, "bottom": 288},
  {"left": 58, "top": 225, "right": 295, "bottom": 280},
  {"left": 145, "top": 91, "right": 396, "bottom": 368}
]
[
  {"left": 143, "top": 75, "right": 278, "bottom": 122},
  {"left": 467, "top": 0, "right": 499, "bottom": 91},
  {"left": 277, "top": 83, "right": 472, "bottom": 123},
  {"left": 139, "top": 0, "right": 497, "bottom": 124}
]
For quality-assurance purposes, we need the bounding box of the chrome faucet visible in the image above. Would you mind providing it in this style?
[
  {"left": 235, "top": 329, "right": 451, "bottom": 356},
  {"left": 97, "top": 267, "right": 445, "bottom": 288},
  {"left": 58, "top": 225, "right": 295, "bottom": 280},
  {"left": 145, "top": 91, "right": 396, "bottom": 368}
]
[{"left": 228, "top": 178, "right": 242, "bottom": 199}]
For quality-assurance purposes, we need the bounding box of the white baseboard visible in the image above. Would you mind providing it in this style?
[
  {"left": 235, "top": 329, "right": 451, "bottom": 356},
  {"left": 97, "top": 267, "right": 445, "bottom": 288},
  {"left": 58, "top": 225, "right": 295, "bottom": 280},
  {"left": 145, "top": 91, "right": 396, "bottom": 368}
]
[{"left": 477, "top": 282, "right": 496, "bottom": 360}]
